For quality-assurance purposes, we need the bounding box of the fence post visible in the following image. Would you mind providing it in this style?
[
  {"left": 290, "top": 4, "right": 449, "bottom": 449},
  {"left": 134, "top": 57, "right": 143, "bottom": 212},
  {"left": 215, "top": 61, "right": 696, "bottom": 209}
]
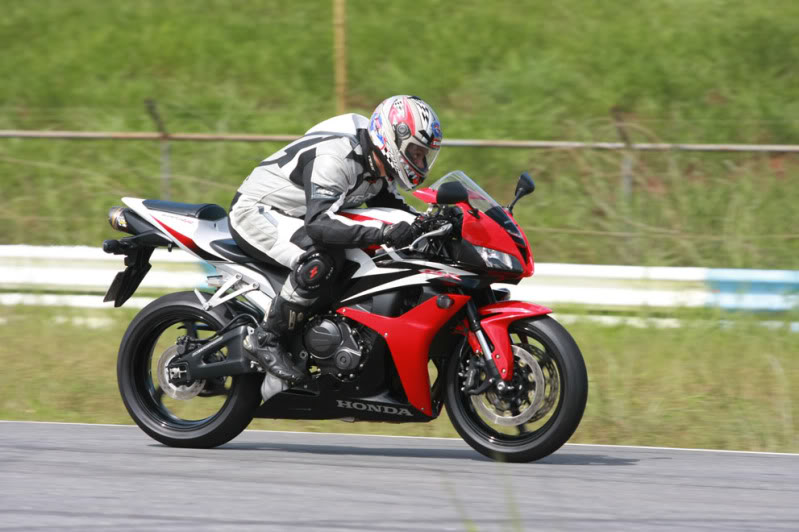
[
  {"left": 145, "top": 99, "right": 171, "bottom": 200},
  {"left": 612, "top": 107, "right": 634, "bottom": 203},
  {"left": 333, "top": 0, "right": 348, "bottom": 114},
  {"left": 612, "top": 107, "right": 635, "bottom": 256}
]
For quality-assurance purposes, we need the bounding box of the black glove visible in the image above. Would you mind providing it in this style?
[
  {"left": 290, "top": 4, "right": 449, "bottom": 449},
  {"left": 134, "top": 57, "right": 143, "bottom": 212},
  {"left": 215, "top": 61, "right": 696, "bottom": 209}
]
[{"left": 381, "top": 221, "right": 417, "bottom": 248}]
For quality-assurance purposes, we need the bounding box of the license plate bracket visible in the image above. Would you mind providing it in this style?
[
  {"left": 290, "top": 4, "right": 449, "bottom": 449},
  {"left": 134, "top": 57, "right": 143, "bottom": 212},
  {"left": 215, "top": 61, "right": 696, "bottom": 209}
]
[{"left": 103, "top": 247, "right": 154, "bottom": 307}]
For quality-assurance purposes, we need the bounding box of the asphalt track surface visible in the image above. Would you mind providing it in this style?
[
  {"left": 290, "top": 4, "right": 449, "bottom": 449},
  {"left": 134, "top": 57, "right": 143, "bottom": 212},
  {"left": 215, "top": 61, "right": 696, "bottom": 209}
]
[{"left": 1, "top": 422, "right": 798, "bottom": 531}]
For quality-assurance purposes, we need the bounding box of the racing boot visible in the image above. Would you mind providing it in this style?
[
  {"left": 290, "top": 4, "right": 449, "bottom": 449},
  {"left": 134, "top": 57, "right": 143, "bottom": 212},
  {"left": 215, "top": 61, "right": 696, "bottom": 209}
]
[{"left": 244, "top": 295, "right": 308, "bottom": 385}]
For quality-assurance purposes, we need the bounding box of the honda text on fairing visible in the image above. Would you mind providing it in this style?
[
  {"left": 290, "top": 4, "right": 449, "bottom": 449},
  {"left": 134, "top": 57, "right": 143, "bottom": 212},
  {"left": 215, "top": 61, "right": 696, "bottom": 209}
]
[{"left": 104, "top": 171, "right": 588, "bottom": 462}]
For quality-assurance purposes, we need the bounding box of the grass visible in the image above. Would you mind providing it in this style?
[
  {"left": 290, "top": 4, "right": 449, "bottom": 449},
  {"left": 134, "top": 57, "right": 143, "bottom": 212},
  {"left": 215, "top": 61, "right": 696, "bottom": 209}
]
[
  {"left": 1, "top": 1, "right": 797, "bottom": 452},
  {"left": 2, "top": 304, "right": 796, "bottom": 452},
  {"left": 1, "top": 0, "right": 798, "bottom": 268},
  {"left": 2, "top": 135, "right": 797, "bottom": 269}
]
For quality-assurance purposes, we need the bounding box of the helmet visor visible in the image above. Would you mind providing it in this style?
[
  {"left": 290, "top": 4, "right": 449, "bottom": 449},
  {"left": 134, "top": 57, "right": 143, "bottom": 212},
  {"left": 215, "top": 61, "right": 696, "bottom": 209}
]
[{"left": 401, "top": 140, "right": 440, "bottom": 183}]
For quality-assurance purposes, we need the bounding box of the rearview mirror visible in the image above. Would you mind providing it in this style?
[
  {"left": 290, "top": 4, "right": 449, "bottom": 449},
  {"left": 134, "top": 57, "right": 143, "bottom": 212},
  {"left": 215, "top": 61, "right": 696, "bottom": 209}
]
[
  {"left": 508, "top": 171, "right": 535, "bottom": 213},
  {"left": 436, "top": 182, "right": 469, "bottom": 205},
  {"left": 515, "top": 171, "right": 535, "bottom": 197}
]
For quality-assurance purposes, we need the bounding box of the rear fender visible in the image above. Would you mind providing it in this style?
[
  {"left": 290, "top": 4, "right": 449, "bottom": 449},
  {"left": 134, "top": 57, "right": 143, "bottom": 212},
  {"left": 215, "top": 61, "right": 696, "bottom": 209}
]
[{"left": 477, "top": 300, "right": 552, "bottom": 381}]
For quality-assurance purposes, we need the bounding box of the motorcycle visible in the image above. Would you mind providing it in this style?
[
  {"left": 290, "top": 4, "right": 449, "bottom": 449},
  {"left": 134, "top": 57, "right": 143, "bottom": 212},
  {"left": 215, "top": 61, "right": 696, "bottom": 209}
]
[{"left": 103, "top": 170, "right": 588, "bottom": 462}]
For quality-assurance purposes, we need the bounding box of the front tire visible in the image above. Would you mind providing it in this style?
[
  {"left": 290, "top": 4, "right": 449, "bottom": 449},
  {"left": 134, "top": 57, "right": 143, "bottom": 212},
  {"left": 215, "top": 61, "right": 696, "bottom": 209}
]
[
  {"left": 445, "top": 316, "right": 588, "bottom": 462},
  {"left": 117, "top": 291, "right": 262, "bottom": 448}
]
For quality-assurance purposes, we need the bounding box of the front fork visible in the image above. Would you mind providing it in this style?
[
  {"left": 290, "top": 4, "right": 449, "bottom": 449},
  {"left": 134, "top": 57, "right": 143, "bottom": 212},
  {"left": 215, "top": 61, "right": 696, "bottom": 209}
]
[{"left": 464, "top": 301, "right": 512, "bottom": 391}]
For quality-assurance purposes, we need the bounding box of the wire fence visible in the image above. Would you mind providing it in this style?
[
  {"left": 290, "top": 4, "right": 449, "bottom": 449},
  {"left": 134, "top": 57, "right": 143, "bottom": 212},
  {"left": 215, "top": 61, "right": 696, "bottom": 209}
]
[
  {"left": 1, "top": 107, "right": 798, "bottom": 269},
  {"left": 3, "top": 113, "right": 799, "bottom": 207},
  {"left": 4, "top": 128, "right": 799, "bottom": 151}
]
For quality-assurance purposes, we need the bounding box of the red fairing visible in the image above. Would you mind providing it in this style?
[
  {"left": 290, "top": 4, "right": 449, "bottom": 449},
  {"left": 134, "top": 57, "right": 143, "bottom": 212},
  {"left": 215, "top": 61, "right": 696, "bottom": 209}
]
[
  {"left": 459, "top": 205, "right": 519, "bottom": 257},
  {"left": 412, "top": 188, "right": 531, "bottom": 276},
  {"left": 337, "top": 294, "right": 470, "bottom": 415},
  {"left": 152, "top": 216, "right": 202, "bottom": 254},
  {"left": 340, "top": 212, "right": 391, "bottom": 253},
  {"left": 412, "top": 188, "right": 437, "bottom": 203},
  {"left": 506, "top": 210, "right": 535, "bottom": 276},
  {"left": 479, "top": 301, "right": 552, "bottom": 381},
  {"left": 339, "top": 211, "right": 393, "bottom": 225}
]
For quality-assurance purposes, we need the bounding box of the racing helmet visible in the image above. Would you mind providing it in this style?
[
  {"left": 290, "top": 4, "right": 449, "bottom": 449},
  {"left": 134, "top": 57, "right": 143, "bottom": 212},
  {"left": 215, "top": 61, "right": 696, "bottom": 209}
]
[{"left": 368, "top": 95, "right": 443, "bottom": 190}]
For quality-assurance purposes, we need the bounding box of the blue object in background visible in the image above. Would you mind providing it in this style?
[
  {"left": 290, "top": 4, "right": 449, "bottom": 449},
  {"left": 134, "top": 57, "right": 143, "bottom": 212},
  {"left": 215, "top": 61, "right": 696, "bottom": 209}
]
[{"left": 706, "top": 269, "right": 799, "bottom": 311}]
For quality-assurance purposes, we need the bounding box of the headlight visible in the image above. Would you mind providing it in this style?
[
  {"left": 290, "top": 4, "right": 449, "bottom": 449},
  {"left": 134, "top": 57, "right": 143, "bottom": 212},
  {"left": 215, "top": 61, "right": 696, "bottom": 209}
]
[{"left": 475, "top": 245, "right": 522, "bottom": 272}]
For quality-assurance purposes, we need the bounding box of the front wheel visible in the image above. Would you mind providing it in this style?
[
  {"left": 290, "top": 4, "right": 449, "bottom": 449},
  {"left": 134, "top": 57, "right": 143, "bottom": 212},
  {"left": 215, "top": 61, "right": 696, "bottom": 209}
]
[{"left": 445, "top": 316, "right": 588, "bottom": 462}]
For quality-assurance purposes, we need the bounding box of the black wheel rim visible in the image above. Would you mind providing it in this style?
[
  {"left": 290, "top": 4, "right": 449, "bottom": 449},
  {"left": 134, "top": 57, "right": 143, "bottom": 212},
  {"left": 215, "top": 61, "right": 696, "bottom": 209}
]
[
  {"left": 128, "top": 307, "right": 237, "bottom": 431},
  {"left": 454, "top": 322, "right": 566, "bottom": 448}
]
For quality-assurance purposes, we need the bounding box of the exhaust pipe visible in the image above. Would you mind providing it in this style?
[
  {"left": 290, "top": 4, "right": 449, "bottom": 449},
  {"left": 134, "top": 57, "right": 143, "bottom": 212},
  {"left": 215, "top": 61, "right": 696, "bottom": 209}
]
[{"left": 108, "top": 206, "right": 136, "bottom": 235}]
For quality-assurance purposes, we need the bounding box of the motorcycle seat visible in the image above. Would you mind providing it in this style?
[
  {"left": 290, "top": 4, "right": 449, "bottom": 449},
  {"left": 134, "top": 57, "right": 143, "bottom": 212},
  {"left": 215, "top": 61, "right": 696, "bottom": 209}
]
[
  {"left": 209, "top": 238, "right": 255, "bottom": 263},
  {"left": 142, "top": 199, "right": 227, "bottom": 221}
]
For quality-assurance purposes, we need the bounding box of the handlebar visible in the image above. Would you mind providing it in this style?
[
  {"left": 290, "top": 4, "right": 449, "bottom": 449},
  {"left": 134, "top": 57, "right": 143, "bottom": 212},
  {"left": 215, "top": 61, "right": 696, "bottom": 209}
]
[
  {"left": 381, "top": 207, "right": 461, "bottom": 253},
  {"left": 381, "top": 221, "right": 453, "bottom": 254},
  {"left": 408, "top": 222, "right": 452, "bottom": 252}
]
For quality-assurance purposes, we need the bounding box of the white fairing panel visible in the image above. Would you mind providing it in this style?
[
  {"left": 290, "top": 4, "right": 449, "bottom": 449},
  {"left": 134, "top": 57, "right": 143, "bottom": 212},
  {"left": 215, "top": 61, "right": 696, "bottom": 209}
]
[
  {"left": 341, "top": 265, "right": 476, "bottom": 303},
  {"left": 345, "top": 248, "right": 405, "bottom": 279},
  {"left": 124, "top": 201, "right": 415, "bottom": 263},
  {"left": 194, "top": 216, "right": 231, "bottom": 248},
  {"left": 121, "top": 197, "right": 231, "bottom": 260},
  {"left": 122, "top": 199, "right": 461, "bottom": 307}
]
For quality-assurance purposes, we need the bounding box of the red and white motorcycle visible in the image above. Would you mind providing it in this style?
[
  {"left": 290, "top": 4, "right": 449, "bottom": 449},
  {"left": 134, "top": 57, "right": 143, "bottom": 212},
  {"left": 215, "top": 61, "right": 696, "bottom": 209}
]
[{"left": 104, "top": 170, "right": 587, "bottom": 462}]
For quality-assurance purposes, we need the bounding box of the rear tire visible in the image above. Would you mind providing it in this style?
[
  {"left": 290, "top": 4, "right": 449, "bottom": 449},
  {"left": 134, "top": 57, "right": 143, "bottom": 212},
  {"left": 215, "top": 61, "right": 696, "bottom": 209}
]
[
  {"left": 445, "top": 316, "right": 588, "bottom": 462},
  {"left": 117, "top": 291, "right": 262, "bottom": 448}
]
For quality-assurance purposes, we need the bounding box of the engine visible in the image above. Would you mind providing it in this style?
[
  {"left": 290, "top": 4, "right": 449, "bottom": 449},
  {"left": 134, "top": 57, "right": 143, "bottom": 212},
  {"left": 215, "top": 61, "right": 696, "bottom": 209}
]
[{"left": 303, "top": 316, "right": 369, "bottom": 380}]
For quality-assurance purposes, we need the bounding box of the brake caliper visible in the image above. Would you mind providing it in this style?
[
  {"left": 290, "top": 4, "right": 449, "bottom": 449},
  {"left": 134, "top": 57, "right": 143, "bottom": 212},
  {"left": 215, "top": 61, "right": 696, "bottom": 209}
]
[
  {"left": 460, "top": 357, "right": 497, "bottom": 396},
  {"left": 166, "top": 335, "right": 198, "bottom": 385}
]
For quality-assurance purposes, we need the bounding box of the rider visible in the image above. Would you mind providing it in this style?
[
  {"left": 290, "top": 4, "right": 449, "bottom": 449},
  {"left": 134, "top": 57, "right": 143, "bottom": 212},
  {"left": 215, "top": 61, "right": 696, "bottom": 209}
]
[{"left": 229, "top": 95, "right": 443, "bottom": 385}]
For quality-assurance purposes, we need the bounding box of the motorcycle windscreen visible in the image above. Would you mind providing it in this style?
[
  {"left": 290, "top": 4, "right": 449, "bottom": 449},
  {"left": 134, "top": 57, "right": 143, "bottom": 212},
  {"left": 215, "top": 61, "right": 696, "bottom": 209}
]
[{"left": 103, "top": 247, "right": 154, "bottom": 307}]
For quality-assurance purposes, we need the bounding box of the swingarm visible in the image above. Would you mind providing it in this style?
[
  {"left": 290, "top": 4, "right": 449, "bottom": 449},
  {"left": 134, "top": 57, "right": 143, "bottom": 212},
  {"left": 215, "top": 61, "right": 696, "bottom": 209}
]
[{"left": 167, "top": 324, "right": 259, "bottom": 386}]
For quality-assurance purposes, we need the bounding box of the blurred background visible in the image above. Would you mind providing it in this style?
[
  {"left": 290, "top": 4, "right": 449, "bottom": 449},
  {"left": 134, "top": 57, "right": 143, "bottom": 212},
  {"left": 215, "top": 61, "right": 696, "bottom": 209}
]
[{"left": 1, "top": 0, "right": 796, "bottom": 451}]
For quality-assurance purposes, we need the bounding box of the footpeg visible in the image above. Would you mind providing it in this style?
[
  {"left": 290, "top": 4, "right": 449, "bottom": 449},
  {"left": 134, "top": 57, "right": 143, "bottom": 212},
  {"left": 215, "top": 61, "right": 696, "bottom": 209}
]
[{"left": 242, "top": 327, "right": 256, "bottom": 352}]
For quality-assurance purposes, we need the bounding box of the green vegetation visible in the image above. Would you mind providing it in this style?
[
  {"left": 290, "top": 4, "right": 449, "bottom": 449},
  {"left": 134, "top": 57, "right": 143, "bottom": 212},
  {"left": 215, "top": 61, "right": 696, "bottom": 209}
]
[
  {"left": 1, "top": 1, "right": 796, "bottom": 449},
  {"left": 1, "top": 0, "right": 798, "bottom": 267},
  {"left": 2, "top": 305, "right": 796, "bottom": 453}
]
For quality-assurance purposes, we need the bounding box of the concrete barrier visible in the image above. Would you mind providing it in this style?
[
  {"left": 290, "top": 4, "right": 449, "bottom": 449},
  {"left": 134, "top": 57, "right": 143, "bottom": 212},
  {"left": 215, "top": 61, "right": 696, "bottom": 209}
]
[{"left": 0, "top": 245, "right": 796, "bottom": 311}]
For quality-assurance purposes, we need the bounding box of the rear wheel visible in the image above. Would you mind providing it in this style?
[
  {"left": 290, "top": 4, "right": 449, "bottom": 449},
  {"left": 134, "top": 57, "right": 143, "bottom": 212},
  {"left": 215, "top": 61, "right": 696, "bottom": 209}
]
[
  {"left": 445, "top": 316, "right": 588, "bottom": 462},
  {"left": 117, "top": 292, "right": 262, "bottom": 448}
]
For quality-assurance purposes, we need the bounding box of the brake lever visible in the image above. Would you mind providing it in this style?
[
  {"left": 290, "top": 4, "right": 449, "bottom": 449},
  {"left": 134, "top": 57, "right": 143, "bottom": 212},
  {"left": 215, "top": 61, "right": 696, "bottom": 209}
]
[
  {"left": 379, "top": 222, "right": 453, "bottom": 255},
  {"left": 408, "top": 222, "right": 453, "bottom": 252}
]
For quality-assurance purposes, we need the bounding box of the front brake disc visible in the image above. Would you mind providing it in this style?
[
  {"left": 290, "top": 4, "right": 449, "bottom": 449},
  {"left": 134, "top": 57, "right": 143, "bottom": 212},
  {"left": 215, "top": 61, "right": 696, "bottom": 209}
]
[{"left": 470, "top": 345, "right": 546, "bottom": 426}]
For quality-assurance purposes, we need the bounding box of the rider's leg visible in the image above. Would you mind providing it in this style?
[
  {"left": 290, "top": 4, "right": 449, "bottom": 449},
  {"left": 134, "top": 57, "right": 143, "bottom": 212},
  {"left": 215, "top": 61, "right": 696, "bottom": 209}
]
[
  {"left": 247, "top": 248, "right": 338, "bottom": 384},
  {"left": 230, "top": 198, "right": 346, "bottom": 385},
  {"left": 229, "top": 198, "right": 312, "bottom": 384},
  {"left": 229, "top": 196, "right": 306, "bottom": 268}
]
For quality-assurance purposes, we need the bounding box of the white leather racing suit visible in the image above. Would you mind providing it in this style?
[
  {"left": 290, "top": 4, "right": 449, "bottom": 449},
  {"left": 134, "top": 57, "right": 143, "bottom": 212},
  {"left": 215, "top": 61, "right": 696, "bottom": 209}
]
[{"left": 229, "top": 113, "right": 415, "bottom": 308}]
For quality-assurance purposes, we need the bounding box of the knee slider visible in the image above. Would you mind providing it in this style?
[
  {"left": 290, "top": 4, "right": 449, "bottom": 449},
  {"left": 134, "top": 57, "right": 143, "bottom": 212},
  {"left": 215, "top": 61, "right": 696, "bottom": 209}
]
[{"left": 292, "top": 250, "right": 335, "bottom": 296}]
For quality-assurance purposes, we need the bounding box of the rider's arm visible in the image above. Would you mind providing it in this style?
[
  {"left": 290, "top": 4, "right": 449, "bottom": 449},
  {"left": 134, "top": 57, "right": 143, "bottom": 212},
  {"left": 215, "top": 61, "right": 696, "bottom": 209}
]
[
  {"left": 365, "top": 181, "right": 419, "bottom": 215},
  {"left": 303, "top": 154, "right": 385, "bottom": 248}
]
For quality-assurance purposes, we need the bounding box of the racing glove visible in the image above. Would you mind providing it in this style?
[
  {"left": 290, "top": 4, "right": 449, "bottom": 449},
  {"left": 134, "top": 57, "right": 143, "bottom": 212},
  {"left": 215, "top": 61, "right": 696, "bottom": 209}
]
[{"left": 381, "top": 221, "right": 418, "bottom": 248}]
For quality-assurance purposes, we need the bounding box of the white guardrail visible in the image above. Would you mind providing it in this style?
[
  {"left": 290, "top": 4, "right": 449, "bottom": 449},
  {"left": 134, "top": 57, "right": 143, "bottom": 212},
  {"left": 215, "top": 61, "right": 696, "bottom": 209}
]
[{"left": 1, "top": 245, "right": 797, "bottom": 313}]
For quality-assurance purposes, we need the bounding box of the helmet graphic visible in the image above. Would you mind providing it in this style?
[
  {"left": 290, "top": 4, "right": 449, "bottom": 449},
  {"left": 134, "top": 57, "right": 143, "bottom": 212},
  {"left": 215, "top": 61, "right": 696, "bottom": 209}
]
[{"left": 368, "top": 95, "right": 442, "bottom": 190}]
